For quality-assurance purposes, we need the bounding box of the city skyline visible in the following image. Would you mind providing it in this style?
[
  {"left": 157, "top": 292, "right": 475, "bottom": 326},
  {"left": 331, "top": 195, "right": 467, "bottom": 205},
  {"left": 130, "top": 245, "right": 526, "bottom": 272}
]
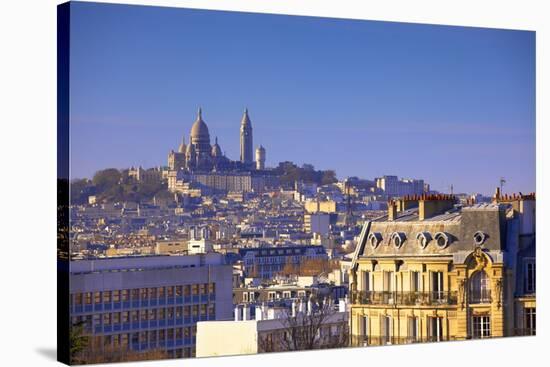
[{"left": 69, "top": 2, "right": 535, "bottom": 196}]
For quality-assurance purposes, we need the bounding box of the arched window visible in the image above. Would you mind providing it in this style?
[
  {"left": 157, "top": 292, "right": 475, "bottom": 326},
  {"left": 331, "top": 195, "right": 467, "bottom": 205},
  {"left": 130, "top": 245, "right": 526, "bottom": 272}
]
[{"left": 469, "top": 271, "right": 491, "bottom": 303}]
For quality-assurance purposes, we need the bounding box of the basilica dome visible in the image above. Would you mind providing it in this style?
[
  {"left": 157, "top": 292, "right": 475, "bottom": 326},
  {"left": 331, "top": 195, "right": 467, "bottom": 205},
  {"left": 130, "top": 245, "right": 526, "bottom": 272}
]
[{"left": 190, "top": 108, "right": 210, "bottom": 142}]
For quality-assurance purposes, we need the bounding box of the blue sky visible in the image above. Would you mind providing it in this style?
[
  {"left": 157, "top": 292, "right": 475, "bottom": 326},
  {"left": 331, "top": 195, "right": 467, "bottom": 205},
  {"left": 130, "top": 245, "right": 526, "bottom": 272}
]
[{"left": 69, "top": 2, "right": 535, "bottom": 195}]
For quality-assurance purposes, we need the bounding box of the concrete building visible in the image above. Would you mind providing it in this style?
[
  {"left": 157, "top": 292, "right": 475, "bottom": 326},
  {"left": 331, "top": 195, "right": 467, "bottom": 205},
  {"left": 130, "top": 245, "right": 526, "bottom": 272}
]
[
  {"left": 304, "top": 200, "right": 337, "bottom": 214},
  {"left": 154, "top": 239, "right": 188, "bottom": 255},
  {"left": 375, "top": 175, "right": 426, "bottom": 198},
  {"left": 349, "top": 192, "right": 536, "bottom": 346},
  {"left": 69, "top": 254, "right": 233, "bottom": 359},
  {"left": 239, "top": 245, "right": 328, "bottom": 279},
  {"left": 304, "top": 213, "right": 331, "bottom": 236},
  {"left": 196, "top": 300, "right": 348, "bottom": 357}
]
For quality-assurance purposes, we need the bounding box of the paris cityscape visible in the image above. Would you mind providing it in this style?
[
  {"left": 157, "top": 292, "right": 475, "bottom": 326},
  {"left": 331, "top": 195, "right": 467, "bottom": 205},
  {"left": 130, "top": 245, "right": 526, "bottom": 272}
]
[{"left": 58, "top": 2, "right": 536, "bottom": 365}]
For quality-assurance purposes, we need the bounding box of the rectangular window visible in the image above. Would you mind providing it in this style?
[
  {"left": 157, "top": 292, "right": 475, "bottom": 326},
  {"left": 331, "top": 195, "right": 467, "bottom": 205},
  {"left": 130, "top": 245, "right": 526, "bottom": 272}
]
[
  {"left": 149, "top": 288, "right": 157, "bottom": 299},
  {"left": 131, "top": 289, "right": 139, "bottom": 301},
  {"left": 176, "top": 286, "right": 182, "bottom": 297},
  {"left": 381, "top": 316, "right": 392, "bottom": 344},
  {"left": 208, "top": 283, "right": 215, "bottom": 294},
  {"left": 243, "top": 292, "right": 248, "bottom": 302},
  {"left": 121, "top": 333, "right": 129, "bottom": 346},
  {"left": 411, "top": 271, "right": 420, "bottom": 292},
  {"left": 184, "top": 285, "right": 191, "bottom": 296},
  {"left": 525, "top": 261, "right": 536, "bottom": 293},
  {"left": 94, "top": 292, "right": 101, "bottom": 304},
  {"left": 361, "top": 315, "right": 369, "bottom": 342},
  {"left": 85, "top": 292, "right": 92, "bottom": 305},
  {"left": 74, "top": 293, "right": 82, "bottom": 306},
  {"left": 472, "top": 316, "right": 491, "bottom": 339},
  {"left": 525, "top": 308, "right": 536, "bottom": 335},
  {"left": 103, "top": 291, "right": 111, "bottom": 303},
  {"left": 167, "top": 286, "right": 174, "bottom": 298},
  {"left": 122, "top": 311, "right": 129, "bottom": 323},
  {"left": 383, "top": 271, "right": 394, "bottom": 292},
  {"left": 121, "top": 290, "right": 129, "bottom": 302},
  {"left": 363, "top": 271, "right": 371, "bottom": 292},
  {"left": 192, "top": 285, "right": 199, "bottom": 295},
  {"left": 408, "top": 317, "right": 419, "bottom": 342},
  {"left": 103, "top": 313, "right": 111, "bottom": 326},
  {"left": 429, "top": 317, "right": 443, "bottom": 341},
  {"left": 431, "top": 272, "right": 444, "bottom": 300},
  {"left": 112, "top": 290, "right": 120, "bottom": 303},
  {"left": 158, "top": 287, "right": 165, "bottom": 298},
  {"left": 113, "top": 312, "right": 121, "bottom": 324},
  {"left": 140, "top": 288, "right": 147, "bottom": 301}
]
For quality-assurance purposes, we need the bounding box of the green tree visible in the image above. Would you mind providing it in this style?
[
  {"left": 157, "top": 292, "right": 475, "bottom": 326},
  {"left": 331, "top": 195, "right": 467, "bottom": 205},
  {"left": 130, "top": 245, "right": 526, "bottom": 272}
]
[
  {"left": 69, "top": 321, "right": 89, "bottom": 364},
  {"left": 92, "top": 168, "right": 122, "bottom": 191}
]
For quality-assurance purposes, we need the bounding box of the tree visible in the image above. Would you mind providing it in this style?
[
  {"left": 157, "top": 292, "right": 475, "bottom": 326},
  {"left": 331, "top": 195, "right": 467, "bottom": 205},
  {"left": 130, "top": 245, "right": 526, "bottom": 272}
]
[
  {"left": 258, "top": 295, "right": 348, "bottom": 353},
  {"left": 69, "top": 321, "right": 89, "bottom": 364},
  {"left": 92, "top": 168, "right": 122, "bottom": 191}
]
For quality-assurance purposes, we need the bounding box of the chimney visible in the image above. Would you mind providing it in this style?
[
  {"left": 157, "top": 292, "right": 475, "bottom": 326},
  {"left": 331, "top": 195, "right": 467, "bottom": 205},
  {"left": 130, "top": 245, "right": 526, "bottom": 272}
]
[
  {"left": 419, "top": 194, "right": 456, "bottom": 221},
  {"left": 388, "top": 200, "right": 397, "bottom": 221},
  {"left": 494, "top": 187, "right": 501, "bottom": 202},
  {"left": 398, "top": 195, "right": 419, "bottom": 212}
]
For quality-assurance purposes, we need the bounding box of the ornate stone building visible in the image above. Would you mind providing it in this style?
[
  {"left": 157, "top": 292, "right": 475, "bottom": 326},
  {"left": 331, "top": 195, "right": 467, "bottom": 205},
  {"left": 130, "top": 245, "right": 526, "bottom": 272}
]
[
  {"left": 167, "top": 108, "right": 277, "bottom": 193},
  {"left": 348, "top": 191, "right": 535, "bottom": 346}
]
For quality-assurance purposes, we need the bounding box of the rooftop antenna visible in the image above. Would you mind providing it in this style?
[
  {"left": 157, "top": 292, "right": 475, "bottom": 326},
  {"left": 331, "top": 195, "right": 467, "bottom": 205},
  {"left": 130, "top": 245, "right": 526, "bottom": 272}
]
[
  {"left": 500, "top": 177, "right": 506, "bottom": 194},
  {"left": 450, "top": 184, "right": 454, "bottom": 195}
]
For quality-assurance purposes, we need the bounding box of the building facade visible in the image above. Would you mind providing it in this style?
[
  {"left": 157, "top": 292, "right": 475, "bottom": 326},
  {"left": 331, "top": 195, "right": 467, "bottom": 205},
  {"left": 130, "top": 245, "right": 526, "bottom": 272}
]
[
  {"left": 239, "top": 245, "right": 329, "bottom": 279},
  {"left": 349, "top": 192, "right": 535, "bottom": 346},
  {"left": 69, "top": 254, "right": 233, "bottom": 360}
]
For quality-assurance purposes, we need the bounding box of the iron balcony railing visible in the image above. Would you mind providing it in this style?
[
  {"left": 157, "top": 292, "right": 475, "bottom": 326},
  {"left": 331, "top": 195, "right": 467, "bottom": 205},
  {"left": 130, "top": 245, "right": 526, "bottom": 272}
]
[
  {"left": 351, "top": 291, "right": 458, "bottom": 306},
  {"left": 351, "top": 335, "right": 457, "bottom": 347},
  {"left": 469, "top": 289, "right": 492, "bottom": 304}
]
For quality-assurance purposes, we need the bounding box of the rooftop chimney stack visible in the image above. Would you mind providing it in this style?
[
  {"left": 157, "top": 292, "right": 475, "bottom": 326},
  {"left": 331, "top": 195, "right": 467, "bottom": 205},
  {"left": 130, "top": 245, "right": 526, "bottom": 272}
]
[
  {"left": 419, "top": 194, "right": 456, "bottom": 221},
  {"left": 388, "top": 200, "right": 397, "bottom": 221}
]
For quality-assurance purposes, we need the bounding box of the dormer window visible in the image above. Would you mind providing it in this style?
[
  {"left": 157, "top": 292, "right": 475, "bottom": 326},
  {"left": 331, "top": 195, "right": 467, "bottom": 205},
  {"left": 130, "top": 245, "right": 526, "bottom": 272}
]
[
  {"left": 368, "top": 232, "right": 382, "bottom": 249},
  {"left": 434, "top": 232, "right": 451, "bottom": 249},
  {"left": 416, "top": 232, "right": 432, "bottom": 249},
  {"left": 473, "top": 231, "right": 487, "bottom": 246},
  {"left": 391, "top": 232, "right": 406, "bottom": 249}
]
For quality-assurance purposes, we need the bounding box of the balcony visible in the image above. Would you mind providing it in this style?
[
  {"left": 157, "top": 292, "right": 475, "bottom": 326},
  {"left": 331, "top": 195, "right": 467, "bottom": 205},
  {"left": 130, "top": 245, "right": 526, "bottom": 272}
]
[
  {"left": 351, "top": 291, "right": 457, "bottom": 306},
  {"left": 351, "top": 335, "right": 455, "bottom": 347},
  {"left": 469, "top": 289, "right": 492, "bottom": 304}
]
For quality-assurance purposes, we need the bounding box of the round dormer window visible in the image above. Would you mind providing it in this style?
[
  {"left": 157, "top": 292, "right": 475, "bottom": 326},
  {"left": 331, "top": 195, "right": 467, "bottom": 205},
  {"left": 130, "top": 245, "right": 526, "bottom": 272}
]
[
  {"left": 416, "top": 232, "right": 432, "bottom": 249},
  {"left": 434, "top": 232, "right": 450, "bottom": 249},
  {"left": 391, "top": 232, "right": 406, "bottom": 249},
  {"left": 473, "top": 231, "right": 487, "bottom": 246},
  {"left": 368, "top": 232, "right": 382, "bottom": 249}
]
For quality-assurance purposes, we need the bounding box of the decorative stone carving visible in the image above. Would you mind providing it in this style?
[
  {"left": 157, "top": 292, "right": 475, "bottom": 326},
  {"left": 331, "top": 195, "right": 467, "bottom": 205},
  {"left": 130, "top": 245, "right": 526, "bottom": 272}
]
[
  {"left": 458, "top": 278, "right": 466, "bottom": 310},
  {"left": 472, "top": 246, "right": 487, "bottom": 271},
  {"left": 495, "top": 278, "right": 503, "bottom": 309}
]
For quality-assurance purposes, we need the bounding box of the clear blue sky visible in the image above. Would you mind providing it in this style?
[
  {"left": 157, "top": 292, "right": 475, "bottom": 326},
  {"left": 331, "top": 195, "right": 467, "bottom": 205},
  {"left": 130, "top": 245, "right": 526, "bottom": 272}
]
[{"left": 69, "top": 1, "right": 535, "bottom": 195}]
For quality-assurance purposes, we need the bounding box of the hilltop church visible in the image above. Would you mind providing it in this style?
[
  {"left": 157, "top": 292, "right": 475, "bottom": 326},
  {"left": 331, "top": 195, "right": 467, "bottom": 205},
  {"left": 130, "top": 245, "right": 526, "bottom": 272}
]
[{"left": 167, "top": 108, "right": 275, "bottom": 194}]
